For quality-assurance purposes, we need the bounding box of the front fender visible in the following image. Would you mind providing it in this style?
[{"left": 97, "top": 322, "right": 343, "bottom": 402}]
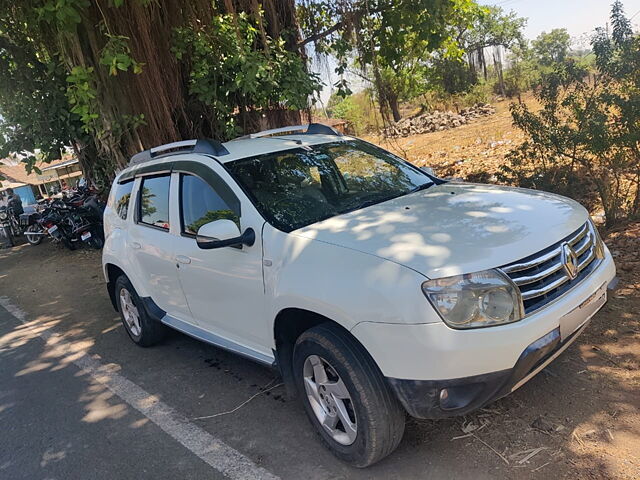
[{"left": 263, "top": 226, "right": 440, "bottom": 337}]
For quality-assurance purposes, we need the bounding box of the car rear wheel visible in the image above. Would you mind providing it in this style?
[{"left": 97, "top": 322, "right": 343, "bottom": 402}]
[
  {"left": 293, "top": 323, "right": 406, "bottom": 467},
  {"left": 115, "top": 275, "right": 166, "bottom": 347}
]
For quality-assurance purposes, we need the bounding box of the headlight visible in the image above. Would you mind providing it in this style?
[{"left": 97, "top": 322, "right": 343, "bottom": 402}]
[
  {"left": 422, "top": 269, "right": 524, "bottom": 329},
  {"left": 0, "top": 211, "right": 7, "bottom": 220}
]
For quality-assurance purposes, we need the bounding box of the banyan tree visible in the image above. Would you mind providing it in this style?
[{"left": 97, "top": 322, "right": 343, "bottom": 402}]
[{"left": 0, "top": 0, "right": 320, "bottom": 184}]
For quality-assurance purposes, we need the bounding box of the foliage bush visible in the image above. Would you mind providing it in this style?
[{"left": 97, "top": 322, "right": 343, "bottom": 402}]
[
  {"left": 415, "top": 82, "right": 491, "bottom": 114},
  {"left": 324, "top": 91, "right": 383, "bottom": 134},
  {"left": 458, "top": 82, "right": 492, "bottom": 106},
  {"left": 172, "top": 12, "right": 320, "bottom": 140},
  {"left": 500, "top": 2, "right": 640, "bottom": 227},
  {"left": 327, "top": 96, "right": 364, "bottom": 133}
]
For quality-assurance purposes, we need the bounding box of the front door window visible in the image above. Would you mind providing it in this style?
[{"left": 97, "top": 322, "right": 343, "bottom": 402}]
[{"left": 179, "top": 174, "right": 239, "bottom": 235}]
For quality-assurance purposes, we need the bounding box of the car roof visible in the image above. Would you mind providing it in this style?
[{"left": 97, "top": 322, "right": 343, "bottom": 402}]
[
  {"left": 220, "top": 134, "right": 351, "bottom": 163},
  {"left": 116, "top": 125, "right": 354, "bottom": 182}
]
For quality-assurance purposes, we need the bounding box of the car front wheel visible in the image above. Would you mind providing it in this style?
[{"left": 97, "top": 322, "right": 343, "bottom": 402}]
[{"left": 293, "top": 323, "right": 406, "bottom": 467}]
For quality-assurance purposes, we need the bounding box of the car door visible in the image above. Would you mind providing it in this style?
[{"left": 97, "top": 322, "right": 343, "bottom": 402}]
[
  {"left": 128, "top": 173, "right": 192, "bottom": 322},
  {"left": 171, "top": 160, "right": 270, "bottom": 362}
]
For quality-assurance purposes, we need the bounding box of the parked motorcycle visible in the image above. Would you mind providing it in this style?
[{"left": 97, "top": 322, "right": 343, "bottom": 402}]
[
  {"left": 57, "top": 200, "right": 104, "bottom": 250},
  {"left": 30, "top": 199, "right": 103, "bottom": 250},
  {"left": 9, "top": 184, "right": 105, "bottom": 250},
  {"left": 0, "top": 205, "right": 21, "bottom": 247},
  {"left": 20, "top": 209, "right": 56, "bottom": 247}
]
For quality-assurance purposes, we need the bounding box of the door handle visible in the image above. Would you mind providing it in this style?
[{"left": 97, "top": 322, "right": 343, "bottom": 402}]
[
  {"left": 131, "top": 242, "right": 141, "bottom": 250},
  {"left": 176, "top": 255, "right": 191, "bottom": 264}
]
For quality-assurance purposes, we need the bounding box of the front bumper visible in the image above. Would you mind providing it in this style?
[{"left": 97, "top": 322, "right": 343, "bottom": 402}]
[
  {"left": 351, "top": 250, "right": 616, "bottom": 419},
  {"left": 388, "top": 320, "right": 586, "bottom": 419}
]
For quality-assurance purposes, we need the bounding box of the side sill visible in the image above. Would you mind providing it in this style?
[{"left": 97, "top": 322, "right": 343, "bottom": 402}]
[{"left": 161, "top": 313, "right": 275, "bottom": 367}]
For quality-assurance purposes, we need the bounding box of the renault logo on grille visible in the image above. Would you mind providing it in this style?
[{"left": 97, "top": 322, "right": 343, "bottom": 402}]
[{"left": 561, "top": 242, "right": 579, "bottom": 279}]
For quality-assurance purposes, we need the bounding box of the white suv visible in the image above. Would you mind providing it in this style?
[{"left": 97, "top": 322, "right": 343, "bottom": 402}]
[{"left": 102, "top": 124, "right": 616, "bottom": 467}]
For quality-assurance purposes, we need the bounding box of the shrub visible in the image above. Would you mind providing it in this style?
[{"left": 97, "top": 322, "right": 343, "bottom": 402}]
[{"left": 501, "top": 2, "right": 640, "bottom": 227}]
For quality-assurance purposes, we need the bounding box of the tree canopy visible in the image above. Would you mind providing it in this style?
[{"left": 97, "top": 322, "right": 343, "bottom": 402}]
[
  {"left": 0, "top": 0, "right": 318, "bottom": 185},
  {"left": 434, "top": 4, "right": 527, "bottom": 95},
  {"left": 298, "top": 0, "right": 479, "bottom": 122},
  {"left": 532, "top": 28, "right": 572, "bottom": 66},
  {"left": 504, "top": 1, "right": 640, "bottom": 226},
  {"left": 0, "top": 0, "right": 499, "bottom": 183},
  {"left": 0, "top": 3, "right": 83, "bottom": 173}
]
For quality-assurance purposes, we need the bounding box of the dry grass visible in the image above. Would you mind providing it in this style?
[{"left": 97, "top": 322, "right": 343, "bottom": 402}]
[{"left": 365, "top": 94, "right": 540, "bottom": 182}]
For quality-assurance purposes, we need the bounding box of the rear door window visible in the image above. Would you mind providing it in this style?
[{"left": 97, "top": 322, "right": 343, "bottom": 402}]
[
  {"left": 109, "top": 180, "right": 134, "bottom": 220},
  {"left": 138, "top": 175, "right": 171, "bottom": 230}
]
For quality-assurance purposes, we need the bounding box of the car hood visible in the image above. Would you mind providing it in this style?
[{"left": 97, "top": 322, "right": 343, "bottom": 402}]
[{"left": 294, "top": 183, "right": 589, "bottom": 278}]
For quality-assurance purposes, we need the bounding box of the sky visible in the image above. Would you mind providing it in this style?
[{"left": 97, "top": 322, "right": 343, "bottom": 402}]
[
  {"left": 316, "top": 0, "right": 640, "bottom": 103},
  {"left": 483, "top": 0, "right": 640, "bottom": 43}
]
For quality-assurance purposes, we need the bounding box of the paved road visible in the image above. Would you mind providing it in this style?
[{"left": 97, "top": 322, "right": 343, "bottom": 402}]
[
  {"left": 1, "top": 242, "right": 636, "bottom": 479},
  {"left": 0, "top": 305, "right": 227, "bottom": 480},
  {"left": 0, "top": 245, "right": 493, "bottom": 480}
]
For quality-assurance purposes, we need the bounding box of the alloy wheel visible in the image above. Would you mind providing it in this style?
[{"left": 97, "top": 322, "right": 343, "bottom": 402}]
[
  {"left": 303, "top": 354, "right": 358, "bottom": 445},
  {"left": 119, "top": 288, "right": 142, "bottom": 337}
]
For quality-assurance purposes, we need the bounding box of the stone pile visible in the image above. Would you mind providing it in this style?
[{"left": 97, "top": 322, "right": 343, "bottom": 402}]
[{"left": 382, "top": 103, "right": 496, "bottom": 138}]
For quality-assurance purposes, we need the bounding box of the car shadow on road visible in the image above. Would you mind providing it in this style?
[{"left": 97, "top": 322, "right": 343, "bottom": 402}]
[{"left": 0, "top": 241, "right": 637, "bottom": 479}]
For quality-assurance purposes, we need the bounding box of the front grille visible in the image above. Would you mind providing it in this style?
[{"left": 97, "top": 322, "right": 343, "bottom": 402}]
[{"left": 501, "top": 222, "right": 602, "bottom": 315}]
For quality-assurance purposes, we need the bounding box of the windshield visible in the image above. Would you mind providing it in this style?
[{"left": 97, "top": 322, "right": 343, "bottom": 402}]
[{"left": 226, "top": 140, "right": 433, "bottom": 232}]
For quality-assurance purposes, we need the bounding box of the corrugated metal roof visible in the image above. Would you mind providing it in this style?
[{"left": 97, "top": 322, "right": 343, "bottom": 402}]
[
  {"left": 0, "top": 155, "right": 79, "bottom": 185},
  {"left": 41, "top": 158, "right": 79, "bottom": 171}
]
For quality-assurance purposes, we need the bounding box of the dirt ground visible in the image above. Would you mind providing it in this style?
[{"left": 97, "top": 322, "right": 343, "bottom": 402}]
[
  {"left": 0, "top": 227, "right": 638, "bottom": 479},
  {"left": 364, "top": 95, "right": 533, "bottom": 182}
]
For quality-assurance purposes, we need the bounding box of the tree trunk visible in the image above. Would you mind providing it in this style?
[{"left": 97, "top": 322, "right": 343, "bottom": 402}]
[
  {"left": 480, "top": 48, "right": 487, "bottom": 81},
  {"left": 371, "top": 66, "right": 392, "bottom": 125},
  {"left": 493, "top": 48, "right": 506, "bottom": 97},
  {"left": 52, "top": 0, "right": 307, "bottom": 186},
  {"left": 389, "top": 93, "right": 401, "bottom": 122}
]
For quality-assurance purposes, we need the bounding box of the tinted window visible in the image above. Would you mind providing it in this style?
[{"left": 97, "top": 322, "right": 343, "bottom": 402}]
[
  {"left": 180, "top": 174, "right": 238, "bottom": 235},
  {"left": 111, "top": 181, "right": 134, "bottom": 220},
  {"left": 227, "top": 140, "right": 431, "bottom": 232},
  {"left": 139, "top": 175, "right": 171, "bottom": 230}
]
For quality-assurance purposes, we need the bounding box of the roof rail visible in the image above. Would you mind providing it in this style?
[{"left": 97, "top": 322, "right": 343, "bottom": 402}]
[
  {"left": 129, "top": 139, "right": 230, "bottom": 165},
  {"left": 234, "top": 122, "right": 342, "bottom": 140}
]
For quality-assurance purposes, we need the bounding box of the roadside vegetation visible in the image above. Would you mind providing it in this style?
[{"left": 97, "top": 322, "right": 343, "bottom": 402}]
[
  {"left": 327, "top": 2, "right": 639, "bottom": 229},
  {"left": 0, "top": 0, "right": 475, "bottom": 184},
  {"left": 0, "top": 1, "right": 638, "bottom": 229}
]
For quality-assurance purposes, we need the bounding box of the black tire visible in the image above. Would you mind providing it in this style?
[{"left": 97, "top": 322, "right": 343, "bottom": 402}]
[
  {"left": 1, "top": 225, "right": 14, "bottom": 247},
  {"left": 25, "top": 225, "right": 44, "bottom": 245},
  {"left": 293, "top": 323, "right": 406, "bottom": 467},
  {"left": 61, "top": 235, "right": 76, "bottom": 250},
  {"left": 87, "top": 229, "right": 104, "bottom": 249},
  {"left": 114, "top": 275, "right": 167, "bottom": 347}
]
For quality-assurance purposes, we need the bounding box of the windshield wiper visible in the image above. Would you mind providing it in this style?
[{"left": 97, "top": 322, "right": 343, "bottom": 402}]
[
  {"left": 337, "top": 196, "right": 392, "bottom": 215},
  {"left": 409, "top": 182, "right": 434, "bottom": 193}
]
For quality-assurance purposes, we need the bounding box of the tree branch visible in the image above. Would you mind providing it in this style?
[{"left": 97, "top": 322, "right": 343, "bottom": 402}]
[
  {"left": 298, "top": 20, "right": 346, "bottom": 47},
  {"left": 297, "top": 4, "right": 386, "bottom": 48}
]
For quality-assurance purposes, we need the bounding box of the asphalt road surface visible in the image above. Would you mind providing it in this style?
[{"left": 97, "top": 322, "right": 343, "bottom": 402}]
[
  {"left": 0, "top": 305, "right": 229, "bottom": 480},
  {"left": 1, "top": 242, "right": 637, "bottom": 479}
]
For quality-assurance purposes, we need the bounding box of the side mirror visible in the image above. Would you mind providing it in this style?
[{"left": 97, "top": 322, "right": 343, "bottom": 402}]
[{"left": 196, "top": 219, "right": 255, "bottom": 250}]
